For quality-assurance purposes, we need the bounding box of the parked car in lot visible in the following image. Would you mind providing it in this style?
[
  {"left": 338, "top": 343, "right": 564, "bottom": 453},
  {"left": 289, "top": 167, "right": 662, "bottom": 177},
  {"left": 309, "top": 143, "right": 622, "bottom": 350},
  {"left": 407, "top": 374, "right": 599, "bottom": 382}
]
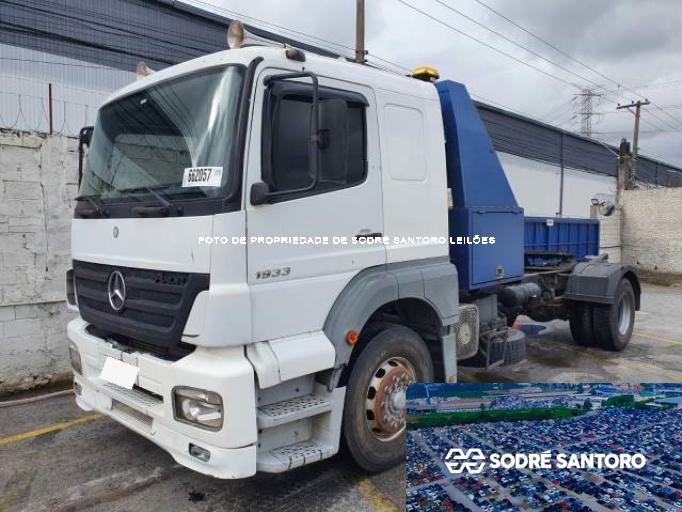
[{"left": 407, "top": 406, "right": 682, "bottom": 510}]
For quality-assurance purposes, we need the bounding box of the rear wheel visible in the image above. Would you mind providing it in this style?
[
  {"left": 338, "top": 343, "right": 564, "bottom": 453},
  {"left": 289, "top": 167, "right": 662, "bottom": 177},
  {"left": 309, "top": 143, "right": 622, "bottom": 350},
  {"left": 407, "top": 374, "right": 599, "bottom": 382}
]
[
  {"left": 342, "top": 325, "right": 433, "bottom": 473},
  {"left": 569, "top": 302, "right": 596, "bottom": 346},
  {"left": 593, "top": 279, "right": 636, "bottom": 351}
]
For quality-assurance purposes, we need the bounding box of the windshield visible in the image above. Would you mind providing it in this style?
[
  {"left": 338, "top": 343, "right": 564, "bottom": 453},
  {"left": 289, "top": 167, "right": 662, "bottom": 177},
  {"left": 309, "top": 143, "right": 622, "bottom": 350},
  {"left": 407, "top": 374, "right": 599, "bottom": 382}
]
[{"left": 80, "top": 65, "right": 245, "bottom": 203}]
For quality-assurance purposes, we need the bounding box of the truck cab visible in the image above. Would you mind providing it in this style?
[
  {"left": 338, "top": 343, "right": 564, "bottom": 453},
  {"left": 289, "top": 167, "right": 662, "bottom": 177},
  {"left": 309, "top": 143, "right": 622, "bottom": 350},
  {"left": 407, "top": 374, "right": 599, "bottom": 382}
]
[{"left": 67, "top": 45, "right": 460, "bottom": 478}]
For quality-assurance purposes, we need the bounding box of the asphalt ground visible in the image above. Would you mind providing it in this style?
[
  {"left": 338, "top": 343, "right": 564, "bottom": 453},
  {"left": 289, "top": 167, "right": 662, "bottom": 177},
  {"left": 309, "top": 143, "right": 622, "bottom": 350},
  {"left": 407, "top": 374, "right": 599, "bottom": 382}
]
[
  {"left": 1, "top": 283, "right": 681, "bottom": 511},
  {"left": 0, "top": 393, "right": 404, "bottom": 512},
  {"left": 460, "top": 283, "right": 682, "bottom": 384}
]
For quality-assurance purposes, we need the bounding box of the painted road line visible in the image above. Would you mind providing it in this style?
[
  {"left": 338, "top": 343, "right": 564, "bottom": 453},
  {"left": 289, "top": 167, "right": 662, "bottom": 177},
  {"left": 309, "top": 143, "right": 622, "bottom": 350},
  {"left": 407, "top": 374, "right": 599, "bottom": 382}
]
[
  {"left": 613, "top": 360, "right": 682, "bottom": 382},
  {"left": 354, "top": 477, "right": 400, "bottom": 512},
  {"left": 634, "top": 330, "right": 682, "bottom": 347},
  {"left": 0, "top": 413, "right": 102, "bottom": 447}
]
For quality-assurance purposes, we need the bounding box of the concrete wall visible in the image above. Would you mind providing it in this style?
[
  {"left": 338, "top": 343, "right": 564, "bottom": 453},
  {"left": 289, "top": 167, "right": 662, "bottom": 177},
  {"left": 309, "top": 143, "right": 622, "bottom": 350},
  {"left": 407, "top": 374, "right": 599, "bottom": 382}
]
[
  {"left": 622, "top": 188, "right": 682, "bottom": 274},
  {"left": 0, "top": 129, "right": 77, "bottom": 394}
]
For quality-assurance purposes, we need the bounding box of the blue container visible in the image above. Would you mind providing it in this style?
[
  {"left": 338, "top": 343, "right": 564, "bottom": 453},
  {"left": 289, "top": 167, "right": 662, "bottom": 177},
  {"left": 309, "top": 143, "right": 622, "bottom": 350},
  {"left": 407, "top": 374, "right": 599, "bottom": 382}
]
[{"left": 524, "top": 217, "right": 600, "bottom": 261}]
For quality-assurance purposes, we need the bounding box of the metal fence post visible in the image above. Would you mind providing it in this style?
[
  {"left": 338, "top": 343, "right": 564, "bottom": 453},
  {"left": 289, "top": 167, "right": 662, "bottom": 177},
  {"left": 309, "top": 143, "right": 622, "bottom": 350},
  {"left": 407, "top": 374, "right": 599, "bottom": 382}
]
[{"left": 48, "top": 83, "right": 54, "bottom": 135}]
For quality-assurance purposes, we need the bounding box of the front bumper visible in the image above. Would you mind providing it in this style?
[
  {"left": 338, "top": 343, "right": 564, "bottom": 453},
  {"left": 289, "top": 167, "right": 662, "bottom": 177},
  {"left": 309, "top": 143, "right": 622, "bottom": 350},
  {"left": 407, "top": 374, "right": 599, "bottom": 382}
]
[{"left": 68, "top": 318, "right": 257, "bottom": 479}]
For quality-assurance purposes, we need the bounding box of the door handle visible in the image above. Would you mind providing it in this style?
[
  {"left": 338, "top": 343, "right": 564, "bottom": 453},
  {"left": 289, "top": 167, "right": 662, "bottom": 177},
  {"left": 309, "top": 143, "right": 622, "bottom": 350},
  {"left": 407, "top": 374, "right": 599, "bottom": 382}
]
[{"left": 353, "top": 232, "right": 383, "bottom": 241}]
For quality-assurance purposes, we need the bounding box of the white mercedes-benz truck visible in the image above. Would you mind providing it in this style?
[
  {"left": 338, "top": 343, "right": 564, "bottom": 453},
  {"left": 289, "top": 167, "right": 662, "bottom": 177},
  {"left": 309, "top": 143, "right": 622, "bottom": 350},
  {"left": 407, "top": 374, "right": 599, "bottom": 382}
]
[{"left": 66, "top": 29, "right": 639, "bottom": 479}]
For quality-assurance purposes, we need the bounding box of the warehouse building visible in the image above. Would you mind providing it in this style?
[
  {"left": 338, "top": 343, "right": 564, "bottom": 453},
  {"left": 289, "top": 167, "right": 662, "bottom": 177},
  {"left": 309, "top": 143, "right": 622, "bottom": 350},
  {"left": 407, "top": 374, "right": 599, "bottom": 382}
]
[{"left": 2, "top": 0, "right": 682, "bottom": 219}]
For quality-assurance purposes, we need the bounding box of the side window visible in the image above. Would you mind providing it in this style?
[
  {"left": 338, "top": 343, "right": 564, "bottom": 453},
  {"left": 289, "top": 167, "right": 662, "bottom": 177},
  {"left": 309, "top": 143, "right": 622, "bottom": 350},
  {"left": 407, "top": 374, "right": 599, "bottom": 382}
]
[{"left": 263, "top": 85, "right": 367, "bottom": 198}]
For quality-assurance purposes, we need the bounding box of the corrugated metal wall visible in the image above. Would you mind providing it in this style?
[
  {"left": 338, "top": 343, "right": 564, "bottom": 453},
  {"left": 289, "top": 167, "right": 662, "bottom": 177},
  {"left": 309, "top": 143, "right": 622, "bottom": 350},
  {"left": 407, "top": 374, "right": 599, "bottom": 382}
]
[
  {"left": 477, "top": 102, "right": 682, "bottom": 188},
  {"left": 0, "top": 0, "right": 227, "bottom": 71}
]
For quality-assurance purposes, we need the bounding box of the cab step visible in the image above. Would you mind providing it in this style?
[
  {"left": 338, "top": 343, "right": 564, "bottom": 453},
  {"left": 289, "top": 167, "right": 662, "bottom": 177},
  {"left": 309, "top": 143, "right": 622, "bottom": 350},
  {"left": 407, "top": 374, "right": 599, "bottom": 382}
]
[
  {"left": 257, "top": 394, "right": 332, "bottom": 429},
  {"left": 256, "top": 440, "right": 336, "bottom": 473}
]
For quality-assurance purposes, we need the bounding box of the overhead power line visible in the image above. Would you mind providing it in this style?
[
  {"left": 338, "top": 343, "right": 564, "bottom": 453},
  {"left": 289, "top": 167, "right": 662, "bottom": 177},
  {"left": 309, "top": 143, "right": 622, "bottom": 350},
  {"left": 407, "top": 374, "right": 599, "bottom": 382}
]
[
  {"left": 540, "top": 97, "right": 574, "bottom": 121},
  {"left": 468, "top": 0, "right": 628, "bottom": 91},
  {"left": 464, "top": 0, "right": 682, "bottom": 136},
  {"left": 632, "top": 79, "right": 682, "bottom": 91},
  {"left": 430, "top": 0, "right": 613, "bottom": 93},
  {"left": 439, "top": 0, "right": 682, "bottom": 140},
  {"left": 375, "top": 1, "right": 682, "bottom": 143},
  {"left": 0, "top": 57, "right": 117, "bottom": 70},
  {"left": 392, "top": 0, "right": 578, "bottom": 89},
  {"left": 175, "top": 0, "right": 356, "bottom": 54}
]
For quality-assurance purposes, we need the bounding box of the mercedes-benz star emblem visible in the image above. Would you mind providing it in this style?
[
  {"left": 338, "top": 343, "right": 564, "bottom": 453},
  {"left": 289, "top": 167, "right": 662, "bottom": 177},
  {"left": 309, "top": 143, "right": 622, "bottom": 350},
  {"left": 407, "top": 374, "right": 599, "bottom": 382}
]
[
  {"left": 107, "top": 270, "right": 126, "bottom": 312},
  {"left": 113, "top": 226, "right": 119, "bottom": 238}
]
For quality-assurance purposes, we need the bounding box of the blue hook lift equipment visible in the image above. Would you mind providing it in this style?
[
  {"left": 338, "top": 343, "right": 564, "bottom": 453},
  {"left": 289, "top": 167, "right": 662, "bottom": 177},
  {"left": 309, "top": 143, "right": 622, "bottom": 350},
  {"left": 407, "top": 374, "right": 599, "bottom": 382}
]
[{"left": 437, "top": 80, "right": 524, "bottom": 291}]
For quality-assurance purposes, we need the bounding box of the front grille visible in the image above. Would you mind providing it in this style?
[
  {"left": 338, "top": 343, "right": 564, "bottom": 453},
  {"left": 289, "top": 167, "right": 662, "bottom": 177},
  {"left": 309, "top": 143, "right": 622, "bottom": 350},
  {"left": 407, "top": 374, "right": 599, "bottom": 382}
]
[
  {"left": 86, "top": 324, "right": 195, "bottom": 360},
  {"left": 111, "top": 399, "right": 154, "bottom": 430},
  {"left": 103, "top": 382, "right": 164, "bottom": 408},
  {"left": 74, "top": 260, "right": 209, "bottom": 351}
]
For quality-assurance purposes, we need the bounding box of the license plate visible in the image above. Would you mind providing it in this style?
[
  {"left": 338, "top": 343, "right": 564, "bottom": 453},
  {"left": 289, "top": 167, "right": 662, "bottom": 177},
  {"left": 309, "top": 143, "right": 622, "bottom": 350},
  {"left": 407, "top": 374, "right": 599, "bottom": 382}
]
[{"left": 100, "top": 356, "right": 139, "bottom": 390}]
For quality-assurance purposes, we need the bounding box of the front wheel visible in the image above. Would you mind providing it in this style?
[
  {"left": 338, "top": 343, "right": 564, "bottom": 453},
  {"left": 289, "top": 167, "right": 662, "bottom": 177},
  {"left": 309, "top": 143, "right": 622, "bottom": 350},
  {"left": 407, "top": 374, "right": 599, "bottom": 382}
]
[
  {"left": 342, "top": 324, "right": 434, "bottom": 473},
  {"left": 592, "top": 279, "right": 636, "bottom": 351}
]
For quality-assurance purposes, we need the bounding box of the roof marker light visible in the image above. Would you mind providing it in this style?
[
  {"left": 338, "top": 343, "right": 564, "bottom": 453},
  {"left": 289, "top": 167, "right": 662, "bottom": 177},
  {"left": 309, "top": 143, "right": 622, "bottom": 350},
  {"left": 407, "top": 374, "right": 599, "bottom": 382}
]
[
  {"left": 136, "top": 62, "right": 154, "bottom": 80},
  {"left": 412, "top": 66, "right": 440, "bottom": 82},
  {"left": 227, "top": 20, "right": 245, "bottom": 49}
]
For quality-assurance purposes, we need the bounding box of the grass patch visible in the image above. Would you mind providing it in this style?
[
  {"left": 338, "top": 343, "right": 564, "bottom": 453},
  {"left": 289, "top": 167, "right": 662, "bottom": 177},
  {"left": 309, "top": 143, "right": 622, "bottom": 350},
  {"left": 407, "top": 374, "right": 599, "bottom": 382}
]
[
  {"left": 407, "top": 406, "right": 586, "bottom": 428},
  {"left": 603, "top": 394, "right": 656, "bottom": 408}
]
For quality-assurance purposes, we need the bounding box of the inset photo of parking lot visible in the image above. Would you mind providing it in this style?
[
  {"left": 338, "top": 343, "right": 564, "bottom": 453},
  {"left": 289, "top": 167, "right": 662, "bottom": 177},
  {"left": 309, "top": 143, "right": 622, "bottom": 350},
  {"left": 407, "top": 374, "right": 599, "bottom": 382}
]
[{"left": 406, "top": 383, "right": 682, "bottom": 512}]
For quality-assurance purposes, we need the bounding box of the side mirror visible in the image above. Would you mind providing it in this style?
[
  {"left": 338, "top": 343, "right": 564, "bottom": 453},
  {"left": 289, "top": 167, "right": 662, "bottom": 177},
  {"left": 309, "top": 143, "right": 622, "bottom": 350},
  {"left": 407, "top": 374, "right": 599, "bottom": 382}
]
[
  {"left": 78, "top": 126, "right": 94, "bottom": 187},
  {"left": 79, "top": 126, "right": 94, "bottom": 147},
  {"left": 250, "top": 181, "right": 271, "bottom": 205}
]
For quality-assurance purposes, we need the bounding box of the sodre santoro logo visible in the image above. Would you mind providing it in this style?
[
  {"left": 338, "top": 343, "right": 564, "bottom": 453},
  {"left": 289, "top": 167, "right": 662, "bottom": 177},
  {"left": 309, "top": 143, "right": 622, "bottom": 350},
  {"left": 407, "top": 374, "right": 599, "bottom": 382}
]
[{"left": 444, "top": 448, "right": 647, "bottom": 474}]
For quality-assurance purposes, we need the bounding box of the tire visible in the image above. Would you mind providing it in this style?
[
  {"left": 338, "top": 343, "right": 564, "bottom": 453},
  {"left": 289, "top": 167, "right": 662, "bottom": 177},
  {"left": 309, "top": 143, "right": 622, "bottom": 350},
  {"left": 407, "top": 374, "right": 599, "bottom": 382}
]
[
  {"left": 342, "top": 324, "right": 434, "bottom": 473},
  {"left": 593, "top": 279, "right": 636, "bottom": 351},
  {"left": 569, "top": 302, "right": 596, "bottom": 347}
]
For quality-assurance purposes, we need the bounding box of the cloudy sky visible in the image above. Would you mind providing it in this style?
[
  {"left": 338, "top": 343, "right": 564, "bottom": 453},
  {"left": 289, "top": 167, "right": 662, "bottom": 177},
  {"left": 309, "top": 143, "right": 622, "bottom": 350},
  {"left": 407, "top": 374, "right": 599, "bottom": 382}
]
[{"left": 188, "top": 0, "right": 682, "bottom": 166}]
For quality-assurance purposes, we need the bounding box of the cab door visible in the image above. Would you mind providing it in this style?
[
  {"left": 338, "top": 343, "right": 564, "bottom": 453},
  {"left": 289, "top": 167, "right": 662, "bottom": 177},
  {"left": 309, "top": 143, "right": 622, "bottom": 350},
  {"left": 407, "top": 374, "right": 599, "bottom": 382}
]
[{"left": 244, "top": 67, "right": 385, "bottom": 342}]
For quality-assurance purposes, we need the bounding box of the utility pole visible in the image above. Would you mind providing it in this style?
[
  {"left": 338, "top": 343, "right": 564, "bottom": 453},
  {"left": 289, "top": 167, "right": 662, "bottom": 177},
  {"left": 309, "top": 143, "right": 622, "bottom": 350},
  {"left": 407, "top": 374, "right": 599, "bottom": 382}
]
[
  {"left": 575, "top": 88, "right": 603, "bottom": 138},
  {"left": 617, "top": 99, "right": 650, "bottom": 186},
  {"left": 355, "top": 0, "right": 365, "bottom": 64},
  {"left": 617, "top": 138, "right": 631, "bottom": 202}
]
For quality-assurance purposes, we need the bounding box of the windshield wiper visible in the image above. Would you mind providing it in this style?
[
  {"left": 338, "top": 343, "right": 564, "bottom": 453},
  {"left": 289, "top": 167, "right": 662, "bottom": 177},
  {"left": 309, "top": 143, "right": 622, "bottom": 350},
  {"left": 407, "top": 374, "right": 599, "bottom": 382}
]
[
  {"left": 75, "top": 195, "right": 108, "bottom": 218},
  {"left": 118, "top": 186, "right": 183, "bottom": 217}
]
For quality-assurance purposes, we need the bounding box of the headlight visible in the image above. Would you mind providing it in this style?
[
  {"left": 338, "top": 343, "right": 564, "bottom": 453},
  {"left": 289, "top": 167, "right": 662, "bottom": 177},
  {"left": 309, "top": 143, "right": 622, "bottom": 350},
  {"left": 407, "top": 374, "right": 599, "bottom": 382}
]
[
  {"left": 69, "top": 342, "right": 82, "bottom": 374},
  {"left": 173, "top": 387, "right": 223, "bottom": 430}
]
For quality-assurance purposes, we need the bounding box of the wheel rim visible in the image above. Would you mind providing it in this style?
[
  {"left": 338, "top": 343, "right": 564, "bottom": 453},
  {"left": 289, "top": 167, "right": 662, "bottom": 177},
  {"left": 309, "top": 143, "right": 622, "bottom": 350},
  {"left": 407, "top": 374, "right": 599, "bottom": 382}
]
[
  {"left": 364, "top": 356, "right": 416, "bottom": 442},
  {"left": 617, "top": 293, "right": 633, "bottom": 335}
]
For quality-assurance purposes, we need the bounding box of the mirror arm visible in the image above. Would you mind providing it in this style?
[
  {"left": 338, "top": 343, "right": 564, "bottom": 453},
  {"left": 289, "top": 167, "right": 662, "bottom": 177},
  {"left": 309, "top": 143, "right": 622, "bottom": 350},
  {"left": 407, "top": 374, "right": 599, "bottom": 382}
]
[
  {"left": 78, "top": 140, "right": 84, "bottom": 187},
  {"left": 77, "top": 126, "right": 94, "bottom": 188},
  {"left": 252, "top": 72, "right": 321, "bottom": 205}
]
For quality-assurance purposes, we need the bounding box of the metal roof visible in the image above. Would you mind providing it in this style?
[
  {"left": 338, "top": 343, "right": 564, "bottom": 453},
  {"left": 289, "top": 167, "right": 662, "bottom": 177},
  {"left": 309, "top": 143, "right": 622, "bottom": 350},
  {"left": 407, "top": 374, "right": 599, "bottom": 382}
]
[{"left": 476, "top": 101, "right": 682, "bottom": 187}]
